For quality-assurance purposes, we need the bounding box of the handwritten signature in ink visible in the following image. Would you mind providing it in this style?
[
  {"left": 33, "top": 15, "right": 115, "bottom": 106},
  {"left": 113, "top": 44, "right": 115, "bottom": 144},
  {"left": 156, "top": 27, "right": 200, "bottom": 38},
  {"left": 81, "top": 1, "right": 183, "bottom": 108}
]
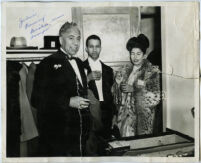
[
  {"left": 19, "top": 13, "right": 64, "bottom": 40},
  {"left": 30, "top": 14, "right": 64, "bottom": 39},
  {"left": 25, "top": 17, "right": 45, "bottom": 30},
  {"left": 51, "top": 14, "right": 64, "bottom": 22},
  {"left": 31, "top": 26, "right": 50, "bottom": 39},
  {"left": 19, "top": 12, "right": 37, "bottom": 28}
]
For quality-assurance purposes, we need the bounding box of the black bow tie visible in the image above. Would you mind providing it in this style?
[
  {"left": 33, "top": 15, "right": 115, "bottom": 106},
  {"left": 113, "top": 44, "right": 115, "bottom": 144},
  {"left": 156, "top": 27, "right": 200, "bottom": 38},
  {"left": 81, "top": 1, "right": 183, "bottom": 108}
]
[{"left": 66, "top": 56, "right": 76, "bottom": 60}]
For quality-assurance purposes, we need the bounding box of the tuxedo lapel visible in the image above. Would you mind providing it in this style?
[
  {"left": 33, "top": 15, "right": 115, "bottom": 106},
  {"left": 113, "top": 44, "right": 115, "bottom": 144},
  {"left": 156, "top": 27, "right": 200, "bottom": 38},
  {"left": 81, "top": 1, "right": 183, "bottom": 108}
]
[
  {"left": 84, "top": 60, "right": 92, "bottom": 74},
  {"left": 75, "top": 59, "right": 87, "bottom": 89},
  {"left": 101, "top": 62, "right": 107, "bottom": 99},
  {"left": 57, "top": 50, "right": 77, "bottom": 81},
  {"left": 101, "top": 62, "right": 106, "bottom": 87},
  {"left": 101, "top": 61, "right": 108, "bottom": 101},
  {"left": 57, "top": 50, "right": 89, "bottom": 89},
  {"left": 84, "top": 59, "right": 99, "bottom": 100}
]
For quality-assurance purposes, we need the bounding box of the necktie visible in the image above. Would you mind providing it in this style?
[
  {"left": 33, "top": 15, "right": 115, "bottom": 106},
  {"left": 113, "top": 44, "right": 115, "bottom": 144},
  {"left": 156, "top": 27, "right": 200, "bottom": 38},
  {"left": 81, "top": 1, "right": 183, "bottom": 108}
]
[{"left": 66, "top": 55, "right": 76, "bottom": 60}]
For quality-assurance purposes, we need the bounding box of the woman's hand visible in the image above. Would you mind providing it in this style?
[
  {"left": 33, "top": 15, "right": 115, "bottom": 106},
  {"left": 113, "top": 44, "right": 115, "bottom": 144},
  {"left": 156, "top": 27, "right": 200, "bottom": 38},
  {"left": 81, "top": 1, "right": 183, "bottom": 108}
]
[
  {"left": 112, "top": 115, "right": 117, "bottom": 128},
  {"left": 120, "top": 83, "right": 133, "bottom": 93}
]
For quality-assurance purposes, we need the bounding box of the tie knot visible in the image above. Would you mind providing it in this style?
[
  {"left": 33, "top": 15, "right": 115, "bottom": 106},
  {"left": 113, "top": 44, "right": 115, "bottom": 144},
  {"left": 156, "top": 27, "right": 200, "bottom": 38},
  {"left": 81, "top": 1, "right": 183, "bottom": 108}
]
[{"left": 66, "top": 55, "right": 76, "bottom": 60}]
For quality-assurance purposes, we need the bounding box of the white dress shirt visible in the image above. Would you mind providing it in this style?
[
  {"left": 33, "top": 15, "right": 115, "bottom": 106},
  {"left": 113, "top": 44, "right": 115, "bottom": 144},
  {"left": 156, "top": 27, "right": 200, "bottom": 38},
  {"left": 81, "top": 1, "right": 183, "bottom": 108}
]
[
  {"left": 60, "top": 48, "right": 83, "bottom": 86},
  {"left": 88, "top": 57, "right": 104, "bottom": 101}
]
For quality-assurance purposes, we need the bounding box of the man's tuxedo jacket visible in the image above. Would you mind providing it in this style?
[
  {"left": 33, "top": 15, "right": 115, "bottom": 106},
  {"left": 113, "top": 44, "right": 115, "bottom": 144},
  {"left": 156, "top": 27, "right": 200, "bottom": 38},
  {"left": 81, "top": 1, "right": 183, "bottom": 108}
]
[{"left": 31, "top": 50, "right": 90, "bottom": 156}]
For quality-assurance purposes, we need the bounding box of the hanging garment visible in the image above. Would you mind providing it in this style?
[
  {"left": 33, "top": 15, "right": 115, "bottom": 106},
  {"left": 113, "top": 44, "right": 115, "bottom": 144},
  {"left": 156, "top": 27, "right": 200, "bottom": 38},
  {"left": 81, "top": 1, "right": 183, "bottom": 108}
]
[
  {"left": 19, "top": 64, "right": 38, "bottom": 142},
  {"left": 7, "top": 61, "right": 22, "bottom": 157},
  {"left": 26, "top": 62, "right": 37, "bottom": 124}
]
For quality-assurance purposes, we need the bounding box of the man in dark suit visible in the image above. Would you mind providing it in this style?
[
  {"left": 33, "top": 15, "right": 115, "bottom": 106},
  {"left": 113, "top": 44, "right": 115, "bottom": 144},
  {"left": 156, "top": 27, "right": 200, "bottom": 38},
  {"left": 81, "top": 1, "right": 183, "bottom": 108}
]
[
  {"left": 31, "top": 22, "right": 90, "bottom": 156},
  {"left": 83, "top": 35, "right": 116, "bottom": 155}
]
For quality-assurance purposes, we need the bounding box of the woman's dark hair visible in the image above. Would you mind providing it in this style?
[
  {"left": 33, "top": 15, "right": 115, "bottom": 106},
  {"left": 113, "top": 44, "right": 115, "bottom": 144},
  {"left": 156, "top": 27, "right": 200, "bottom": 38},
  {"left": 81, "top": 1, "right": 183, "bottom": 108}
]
[{"left": 126, "top": 34, "right": 149, "bottom": 54}]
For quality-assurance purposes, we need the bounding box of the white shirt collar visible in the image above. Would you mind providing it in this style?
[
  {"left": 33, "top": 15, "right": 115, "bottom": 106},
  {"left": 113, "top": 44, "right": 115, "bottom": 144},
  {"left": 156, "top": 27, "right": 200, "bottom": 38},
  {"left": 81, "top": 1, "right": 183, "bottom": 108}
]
[
  {"left": 60, "top": 48, "right": 83, "bottom": 86},
  {"left": 88, "top": 57, "right": 102, "bottom": 71},
  {"left": 88, "top": 57, "right": 101, "bottom": 65}
]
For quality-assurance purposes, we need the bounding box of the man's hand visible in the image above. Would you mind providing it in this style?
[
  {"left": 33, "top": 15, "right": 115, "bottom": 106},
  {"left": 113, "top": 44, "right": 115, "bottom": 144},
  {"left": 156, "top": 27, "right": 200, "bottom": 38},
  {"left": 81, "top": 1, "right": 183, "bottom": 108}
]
[
  {"left": 87, "top": 71, "right": 101, "bottom": 82},
  {"left": 69, "top": 96, "right": 90, "bottom": 109},
  {"left": 120, "top": 83, "right": 134, "bottom": 93}
]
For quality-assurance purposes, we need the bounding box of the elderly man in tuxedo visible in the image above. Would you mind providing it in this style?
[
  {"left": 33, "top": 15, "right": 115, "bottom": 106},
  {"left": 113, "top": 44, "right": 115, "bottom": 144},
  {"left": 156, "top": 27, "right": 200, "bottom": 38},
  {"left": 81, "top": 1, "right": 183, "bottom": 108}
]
[
  {"left": 83, "top": 35, "right": 116, "bottom": 155},
  {"left": 31, "top": 22, "right": 91, "bottom": 156}
]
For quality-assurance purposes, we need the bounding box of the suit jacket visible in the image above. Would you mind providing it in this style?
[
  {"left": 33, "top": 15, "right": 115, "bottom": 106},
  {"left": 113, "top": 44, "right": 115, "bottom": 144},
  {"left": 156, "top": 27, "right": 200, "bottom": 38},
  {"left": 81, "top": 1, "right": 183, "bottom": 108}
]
[
  {"left": 31, "top": 50, "right": 90, "bottom": 156},
  {"left": 83, "top": 59, "right": 116, "bottom": 136}
]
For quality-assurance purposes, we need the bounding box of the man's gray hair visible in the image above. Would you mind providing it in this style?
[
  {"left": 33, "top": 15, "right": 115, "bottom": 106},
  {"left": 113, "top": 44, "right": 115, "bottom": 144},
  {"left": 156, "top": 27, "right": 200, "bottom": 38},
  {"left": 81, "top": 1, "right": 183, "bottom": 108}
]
[{"left": 59, "top": 22, "right": 78, "bottom": 36}]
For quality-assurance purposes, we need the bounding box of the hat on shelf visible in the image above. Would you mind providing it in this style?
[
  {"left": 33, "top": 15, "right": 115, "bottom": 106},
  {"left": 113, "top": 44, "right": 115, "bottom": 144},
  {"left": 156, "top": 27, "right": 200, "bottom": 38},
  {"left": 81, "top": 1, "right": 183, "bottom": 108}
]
[
  {"left": 7, "top": 37, "right": 38, "bottom": 50},
  {"left": 40, "top": 36, "right": 60, "bottom": 49}
]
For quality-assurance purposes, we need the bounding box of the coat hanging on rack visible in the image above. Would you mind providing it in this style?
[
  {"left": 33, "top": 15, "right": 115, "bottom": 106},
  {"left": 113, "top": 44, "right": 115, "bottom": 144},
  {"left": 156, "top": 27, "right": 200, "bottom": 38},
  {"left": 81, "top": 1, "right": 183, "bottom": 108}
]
[
  {"left": 19, "top": 63, "right": 38, "bottom": 142},
  {"left": 26, "top": 62, "right": 38, "bottom": 124},
  {"left": 7, "top": 61, "right": 22, "bottom": 157}
]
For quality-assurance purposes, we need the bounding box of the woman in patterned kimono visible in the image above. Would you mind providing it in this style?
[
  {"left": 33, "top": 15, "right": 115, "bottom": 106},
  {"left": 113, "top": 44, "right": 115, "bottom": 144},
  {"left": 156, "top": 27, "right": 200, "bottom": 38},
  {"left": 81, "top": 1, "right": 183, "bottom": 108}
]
[{"left": 112, "top": 34, "right": 161, "bottom": 137}]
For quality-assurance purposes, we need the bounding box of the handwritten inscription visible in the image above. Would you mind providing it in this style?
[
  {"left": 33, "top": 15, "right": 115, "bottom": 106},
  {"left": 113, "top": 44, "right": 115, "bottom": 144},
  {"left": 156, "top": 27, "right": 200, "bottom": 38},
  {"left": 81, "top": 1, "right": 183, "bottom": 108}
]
[
  {"left": 25, "top": 17, "right": 45, "bottom": 29},
  {"left": 31, "top": 27, "right": 50, "bottom": 39},
  {"left": 30, "top": 23, "right": 49, "bottom": 34},
  {"left": 19, "top": 12, "right": 64, "bottom": 40},
  {"left": 51, "top": 14, "right": 64, "bottom": 22},
  {"left": 19, "top": 12, "right": 37, "bottom": 28}
]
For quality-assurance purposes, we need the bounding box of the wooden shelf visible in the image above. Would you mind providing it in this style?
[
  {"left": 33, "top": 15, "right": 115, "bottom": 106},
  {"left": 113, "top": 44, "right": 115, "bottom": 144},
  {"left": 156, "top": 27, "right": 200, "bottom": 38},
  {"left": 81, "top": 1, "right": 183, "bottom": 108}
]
[
  {"left": 6, "top": 49, "right": 57, "bottom": 54},
  {"left": 5, "top": 49, "right": 130, "bottom": 68},
  {"left": 6, "top": 49, "right": 57, "bottom": 61}
]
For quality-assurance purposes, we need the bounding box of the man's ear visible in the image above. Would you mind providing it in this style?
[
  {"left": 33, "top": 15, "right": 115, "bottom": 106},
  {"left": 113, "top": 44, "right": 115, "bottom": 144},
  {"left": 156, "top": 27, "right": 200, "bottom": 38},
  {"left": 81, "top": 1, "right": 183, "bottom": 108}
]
[
  {"left": 59, "top": 37, "right": 63, "bottom": 45},
  {"left": 85, "top": 47, "right": 88, "bottom": 53}
]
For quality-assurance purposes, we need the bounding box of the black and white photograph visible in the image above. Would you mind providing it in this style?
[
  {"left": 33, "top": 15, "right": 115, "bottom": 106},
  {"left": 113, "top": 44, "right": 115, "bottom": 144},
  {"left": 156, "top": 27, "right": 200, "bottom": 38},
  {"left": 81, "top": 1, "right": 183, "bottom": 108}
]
[{"left": 1, "top": 1, "right": 200, "bottom": 162}]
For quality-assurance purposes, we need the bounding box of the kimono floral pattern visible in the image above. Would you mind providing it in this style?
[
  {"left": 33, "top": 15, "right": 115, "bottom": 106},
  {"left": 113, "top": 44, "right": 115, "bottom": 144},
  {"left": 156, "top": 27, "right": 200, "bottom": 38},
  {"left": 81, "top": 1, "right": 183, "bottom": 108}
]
[{"left": 112, "top": 60, "right": 161, "bottom": 137}]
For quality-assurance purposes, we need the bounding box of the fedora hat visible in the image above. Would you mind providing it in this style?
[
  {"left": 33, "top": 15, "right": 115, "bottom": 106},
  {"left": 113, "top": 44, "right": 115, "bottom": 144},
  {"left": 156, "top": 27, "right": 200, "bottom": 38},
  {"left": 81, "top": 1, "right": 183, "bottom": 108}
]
[{"left": 7, "top": 37, "right": 38, "bottom": 50}]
